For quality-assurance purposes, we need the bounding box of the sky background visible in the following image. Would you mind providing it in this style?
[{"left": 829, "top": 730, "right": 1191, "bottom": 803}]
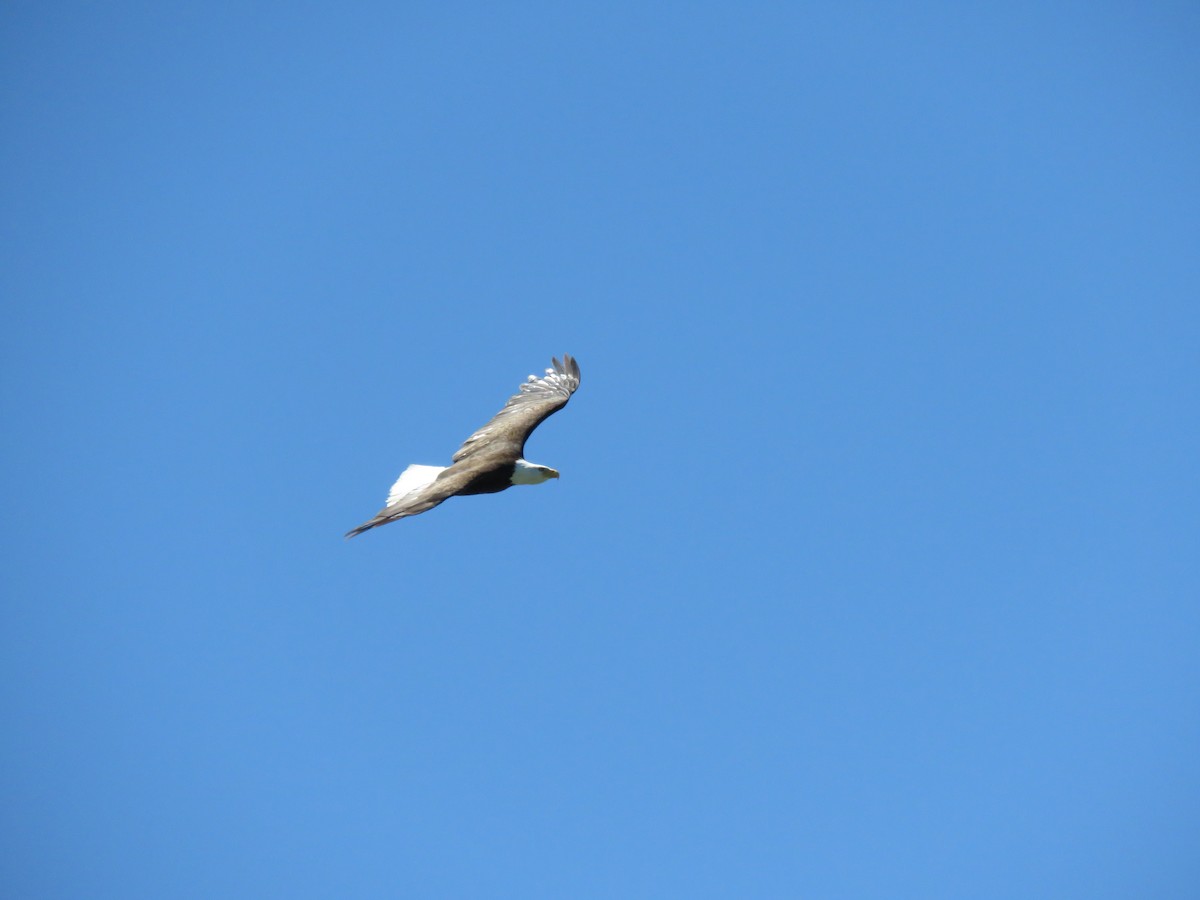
[{"left": 2, "top": 2, "right": 1198, "bottom": 897}]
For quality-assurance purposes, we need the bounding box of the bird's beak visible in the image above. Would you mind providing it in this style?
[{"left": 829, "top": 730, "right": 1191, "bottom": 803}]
[{"left": 549, "top": 469, "right": 560, "bottom": 479}]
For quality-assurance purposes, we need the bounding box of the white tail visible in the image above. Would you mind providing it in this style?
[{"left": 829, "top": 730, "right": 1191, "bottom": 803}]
[{"left": 386, "top": 464, "right": 447, "bottom": 506}]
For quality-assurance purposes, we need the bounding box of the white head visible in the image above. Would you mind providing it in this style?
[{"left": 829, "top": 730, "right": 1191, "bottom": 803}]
[{"left": 511, "top": 458, "right": 560, "bottom": 486}]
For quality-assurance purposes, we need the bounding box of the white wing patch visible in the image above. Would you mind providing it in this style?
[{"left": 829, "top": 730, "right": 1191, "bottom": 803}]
[{"left": 386, "top": 464, "right": 446, "bottom": 506}]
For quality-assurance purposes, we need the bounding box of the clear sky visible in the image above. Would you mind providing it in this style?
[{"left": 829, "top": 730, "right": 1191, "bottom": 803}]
[{"left": 2, "top": 3, "right": 1198, "bottom": 897}]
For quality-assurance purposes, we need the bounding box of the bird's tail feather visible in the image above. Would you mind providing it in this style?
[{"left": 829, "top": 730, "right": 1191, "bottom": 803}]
[
  {"left": 344, "top": 464, "right": 447, "bottom": 539},
  {"left": 386, "top": 464, "right": 446, "bottom": 505}
]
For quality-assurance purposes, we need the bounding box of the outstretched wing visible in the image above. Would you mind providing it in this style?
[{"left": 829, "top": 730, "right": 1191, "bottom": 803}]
[{"left": 451, "top": 354, "right": 581, "bottom": 463}]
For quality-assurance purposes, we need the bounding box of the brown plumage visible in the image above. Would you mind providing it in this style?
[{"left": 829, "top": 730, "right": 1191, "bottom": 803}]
[{"left": 345, "top": 355, "right": 581, "bottom": 537}]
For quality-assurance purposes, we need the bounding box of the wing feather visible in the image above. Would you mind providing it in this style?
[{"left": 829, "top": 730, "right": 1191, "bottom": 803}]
[{"left": 451, "top": 354, "right": 581, "bottom": 463}]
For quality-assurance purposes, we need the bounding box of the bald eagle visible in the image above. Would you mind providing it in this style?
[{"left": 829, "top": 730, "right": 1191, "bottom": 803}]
[{"left": 346, "top": 354, "right": 581, "bottom": 537}]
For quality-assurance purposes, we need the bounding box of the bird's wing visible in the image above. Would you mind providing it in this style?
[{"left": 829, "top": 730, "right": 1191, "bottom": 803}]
[
  {"left": 451, "top": 354, "right": 581, "bottom": 463},
  {"left": 344, "top": 464, "right": 482, "bottom": 538}
]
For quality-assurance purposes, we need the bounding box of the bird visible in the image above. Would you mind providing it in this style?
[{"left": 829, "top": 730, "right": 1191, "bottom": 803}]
[{"left": 345, "top": 354, "right": 581, "bottom": 537}]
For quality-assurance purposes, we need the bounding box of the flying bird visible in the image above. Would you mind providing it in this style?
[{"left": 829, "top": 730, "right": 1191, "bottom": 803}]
[{"left": 346, "top": 354, "right": 581, "bottom": 537}]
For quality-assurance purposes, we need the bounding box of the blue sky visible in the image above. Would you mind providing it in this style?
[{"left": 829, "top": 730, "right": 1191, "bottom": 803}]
[{"left": 2, "top": 2, "right": 1198, "bottom": 897}]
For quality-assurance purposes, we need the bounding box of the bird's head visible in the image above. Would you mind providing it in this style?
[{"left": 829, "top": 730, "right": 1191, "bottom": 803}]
[{"left": 512, "top": 459, "right": 559, "bottom": 485}]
